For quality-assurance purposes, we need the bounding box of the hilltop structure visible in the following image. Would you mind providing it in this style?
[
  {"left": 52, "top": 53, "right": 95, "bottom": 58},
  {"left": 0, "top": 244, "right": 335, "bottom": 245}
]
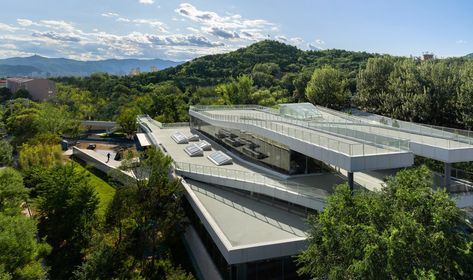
[{"left": 137, "top": 103, "right": 473, "bottom": 280}]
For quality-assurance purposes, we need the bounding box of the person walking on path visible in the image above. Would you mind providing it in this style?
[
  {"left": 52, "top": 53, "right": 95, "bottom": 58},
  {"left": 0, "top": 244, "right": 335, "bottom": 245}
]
[{"left": 106, "top": 152, "right": 111, "bottom": 163}]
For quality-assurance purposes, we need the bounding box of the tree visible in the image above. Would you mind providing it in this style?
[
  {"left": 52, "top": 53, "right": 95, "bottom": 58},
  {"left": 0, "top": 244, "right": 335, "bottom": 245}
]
[
  {"left": 12, "top": 89, "right": 32, "bottom": 100},
  {"left": 34, "top": 163, "right": 99, "bottom": 280},
  {"left": 386, "top": 59, "right": 430, "bottom": 122},
  {"left": 0, "top": 140, "right": 13, "bottom": 166},
  {"left": 0, "top": 167, "right": 50, "bottom": 280},
  {"left": 5, "top": 100, "right": 40, "bottom": 144},
  {"left": 76, "top": 148, "right": 189, "bottom": 279},
  {"left": 36, "top": 104, "right": 80, "bottom": 136},
  {"left": 457, "top": 60, "right": 473, "bottom": 129},
  {"left": 18, "top": 143, "right": 62, "bottom": 170},
  {"left": 0, "top": 87, "right": 12, "bottom": 103},
  {"left": 0, "top": 213, "right": 51, "bottom": 280},
  {"left": 117, "top": 106, "right": 140, "bottom": 137},
  {"left": 149, "top": 83, "right": 188, "bottom": 123},
  {"left": 216, "top": 75, "right": 254, "bottom": 105},
  {"left": 0, "top": 168, "right": 29, "bottom": 216},
  {"left": 305, "top": 65, "right": 351, "bottom": 109},
  {"left": 298, "top": 166, "right": 473, "bottom": 280},
  {"left": 356, "top": 56, "right": 396, "bottom": 113}
]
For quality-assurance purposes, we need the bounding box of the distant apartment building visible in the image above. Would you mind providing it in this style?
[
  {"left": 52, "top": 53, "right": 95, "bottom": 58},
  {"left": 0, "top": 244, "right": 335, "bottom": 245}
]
[
  {"left": 422, "top": 52, "right": 434, "bottom": 61},
  {"left": 6, "top": 77, "right": 56, "bottom": 101},
  {"left": 0, "top": 79, "right": 6, "bottom": 88}
]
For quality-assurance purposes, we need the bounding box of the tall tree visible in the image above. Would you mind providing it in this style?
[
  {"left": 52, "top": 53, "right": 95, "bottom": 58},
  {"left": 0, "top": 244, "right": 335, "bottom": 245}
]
[
  {"left": 0, "top": 140, "right": 13, "bottom": 166},
  {"left": 356, "top": 56, "right": 395, "bottom": 113},
  {"left": 305, "top": 65, "right": 351, "bottom": 109},
  {"left": 34, "top": 163, "right": 99, "bottom": 280},
  {"left": 216, "top": 75, "right": 254, "bottom": 105},
  {"left": 0, "top": 167, "right": 50, "bottom": 280},
  {"left": 116, "top": 106, "right": 140, "bottom": 137},
  {"left": 457, "top": 60, "right": 473, "bottom": 129},
  {"left": 386, "top": 59, "right": 430, "bottom": 122},
  {"left": 76, "top": 148, "right": 189, "bottom": 279},
  {"left": 0, "top": 168, "right": 29, "bottom": 216},
  {"left": 0, "top": 213, "right": 51, "bottom": 280},
  {"left": 298, "top": 166, "right": 473, "bottom": 280}
]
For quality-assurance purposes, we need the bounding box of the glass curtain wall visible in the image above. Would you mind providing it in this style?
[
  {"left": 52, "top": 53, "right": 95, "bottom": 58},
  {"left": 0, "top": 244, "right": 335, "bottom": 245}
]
[{"left": 190, "top": 116, "right": 327, "bottom": 175}]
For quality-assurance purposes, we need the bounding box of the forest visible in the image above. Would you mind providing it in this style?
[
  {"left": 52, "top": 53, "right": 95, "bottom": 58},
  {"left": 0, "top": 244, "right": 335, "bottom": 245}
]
[{"left": 51, "top": 40, "right": 473, "bottom": 130}]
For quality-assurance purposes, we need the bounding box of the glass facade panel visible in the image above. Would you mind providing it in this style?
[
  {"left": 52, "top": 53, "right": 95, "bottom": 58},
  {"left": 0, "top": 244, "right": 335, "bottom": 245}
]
[{"left": 190, "top": 116, "right": 328, "bottom": 175}]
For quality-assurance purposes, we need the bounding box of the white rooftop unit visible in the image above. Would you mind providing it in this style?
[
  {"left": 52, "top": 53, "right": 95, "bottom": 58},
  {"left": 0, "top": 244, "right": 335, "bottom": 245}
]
[
  {"left": 208, "top": 151, "right": 232, "bottom": 166},
  {"left": 184, "top": 143, "right": 204, "bottom": 157},
  {"left": 197, "top": 140, "right": 212, "bottom": 151},
  {"left": 171, "top": 132, "right": 188, "bottom": 144},
  {"left": 135, "top": 133, "right": 151, "bottom": 147},
  {"left": 188, "top": 134, "right": 200, "bottom": 142}
]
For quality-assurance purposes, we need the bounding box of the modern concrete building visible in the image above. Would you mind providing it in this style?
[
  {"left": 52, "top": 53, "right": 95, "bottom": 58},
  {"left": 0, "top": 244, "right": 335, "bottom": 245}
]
[
  {"left": 137, "top": 103, "right": 473, "bottom": 280},
  {"left": 6, "top": 77, "right": 56, "bottom": 101},
  {"left": 0, "top": 79, "right": 6, "bottom": 88}
]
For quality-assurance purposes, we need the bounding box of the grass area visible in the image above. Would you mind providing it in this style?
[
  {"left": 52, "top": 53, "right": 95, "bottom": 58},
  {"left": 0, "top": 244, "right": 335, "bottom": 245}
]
[{"left": 74, "top": 164, "right": 116, "bottom": 217}]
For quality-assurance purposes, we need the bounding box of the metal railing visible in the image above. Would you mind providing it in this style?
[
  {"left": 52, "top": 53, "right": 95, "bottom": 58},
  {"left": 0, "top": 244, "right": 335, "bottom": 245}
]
[
  {"left": 192, "top": 105, "right": 473, "bottom": 149},
  {"left": 137, "top": 115, "right": 189, "bottom": 129},
  {"left": 174, "top": 161, "right": 328, "bottom": 201},
  {"left": 341, "top": 108, "right": 473, "bottom": 147},
  {"left": 191, "top": 109, "right": 409, "bottom": 156}
]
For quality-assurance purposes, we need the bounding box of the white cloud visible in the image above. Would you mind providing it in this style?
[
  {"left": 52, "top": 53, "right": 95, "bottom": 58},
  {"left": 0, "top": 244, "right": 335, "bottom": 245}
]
[
  {"left": 456, "top": 39, "right": 467, "bottom": 44},
  {"left": 113, "top": 16, "right": 167, "bottom": 33},
  {"left": 0, "top": 22, "right": 19, "bottom": 32},
  {"left": 101, "top": 12, "right": 119, "bottom": 18},
  {"left": 175, "top": 3, "right": 276, "bottom": 40},
  {"left": 17, "top": 19, "right": 34, "bottom": 27},
  {"left": 32, "top": 31, "right": 81, "bottom": 42},
  {"left": 315, "top": 39, "right": 325, "bottom": 45},
  {"left": 307, "top": 43, "right": 322, "bottom": 51},
  {"left": 139, "top": 0, "right": 154, "bottom": 4},
  {"left": 1, "top": 4, "right": 308, "bottom": 61}
]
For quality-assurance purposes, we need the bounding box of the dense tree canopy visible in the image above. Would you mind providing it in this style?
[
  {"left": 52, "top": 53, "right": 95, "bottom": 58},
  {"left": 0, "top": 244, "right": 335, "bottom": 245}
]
[
  {"left": 305, "top": 65, "right": 351, "bottom": 109},
  {"left": 298, "top": 166, "right": 473, "bottom": 280},
  {"left": 0, "top": 140, "right": 13, "bottom": 166},
  {"left": 75, "top": 148, "right": 191, "bottom": 279},
  {"left": 0, "top": 167, "right": 50, "bottom": 280},
  {"left": 33, "top": 163, "right": 99, "bottom": 280}
]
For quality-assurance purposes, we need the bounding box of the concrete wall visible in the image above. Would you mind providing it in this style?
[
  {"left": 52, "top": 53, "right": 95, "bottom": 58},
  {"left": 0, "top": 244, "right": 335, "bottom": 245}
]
[{"left": 72, "top": 147, "right": 134, "bottom": 184}]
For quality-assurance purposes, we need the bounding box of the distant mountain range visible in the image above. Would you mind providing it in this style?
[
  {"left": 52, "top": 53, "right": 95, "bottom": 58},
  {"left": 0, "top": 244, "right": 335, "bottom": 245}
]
[
  {"left": 0, "top": 55, "right": 182, "bottom": 77},
  {"left": 466, "top": 53, "right": 473, "bottom": 59}
]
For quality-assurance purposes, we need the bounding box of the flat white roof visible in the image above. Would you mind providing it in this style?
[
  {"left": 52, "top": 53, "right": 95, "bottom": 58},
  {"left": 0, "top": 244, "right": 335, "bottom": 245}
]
[
  {"left": 136, "top": 133, "right": 151, "bottom": 147},
  {"left": 183, "top": 179, "right": 308, "bottom": 264}
]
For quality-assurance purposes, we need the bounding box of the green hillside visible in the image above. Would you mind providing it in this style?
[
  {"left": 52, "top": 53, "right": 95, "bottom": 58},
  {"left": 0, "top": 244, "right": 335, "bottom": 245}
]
[{"left": 145, "top": 40, "right": 376, "bottom": 87}]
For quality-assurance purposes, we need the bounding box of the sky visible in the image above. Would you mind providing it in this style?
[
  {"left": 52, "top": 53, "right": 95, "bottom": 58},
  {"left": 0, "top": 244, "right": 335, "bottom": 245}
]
[{"left": 0, "top": 0, "right": 472, "bottom": 61}]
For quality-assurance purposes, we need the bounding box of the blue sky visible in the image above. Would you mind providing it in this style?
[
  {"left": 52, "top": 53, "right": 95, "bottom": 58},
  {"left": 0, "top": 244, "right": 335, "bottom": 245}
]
[{"left": 0, "top": 0, "right": 471, "bottom": 61}]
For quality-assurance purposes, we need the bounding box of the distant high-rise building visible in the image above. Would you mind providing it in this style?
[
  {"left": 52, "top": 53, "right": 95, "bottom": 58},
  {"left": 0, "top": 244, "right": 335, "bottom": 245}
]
[{"left": 150, "top": 66, "right": 158, "bottom": 72}]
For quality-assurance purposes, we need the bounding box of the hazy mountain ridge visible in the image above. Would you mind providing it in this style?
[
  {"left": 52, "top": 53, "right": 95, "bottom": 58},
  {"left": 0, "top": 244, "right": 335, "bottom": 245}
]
[{"left": 0, "top": 55, "right": 182, "bottom": 77}]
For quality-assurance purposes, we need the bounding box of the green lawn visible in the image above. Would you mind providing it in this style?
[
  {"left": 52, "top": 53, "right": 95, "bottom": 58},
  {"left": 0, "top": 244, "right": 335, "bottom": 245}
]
[{"left": 74, "top": 164, "right": 116, "bottom": 217}]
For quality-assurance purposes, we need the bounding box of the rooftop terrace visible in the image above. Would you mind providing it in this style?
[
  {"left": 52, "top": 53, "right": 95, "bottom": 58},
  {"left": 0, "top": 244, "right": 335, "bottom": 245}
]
[{"left": 189, "top": 105, "right": 414, "bottom": 172}]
